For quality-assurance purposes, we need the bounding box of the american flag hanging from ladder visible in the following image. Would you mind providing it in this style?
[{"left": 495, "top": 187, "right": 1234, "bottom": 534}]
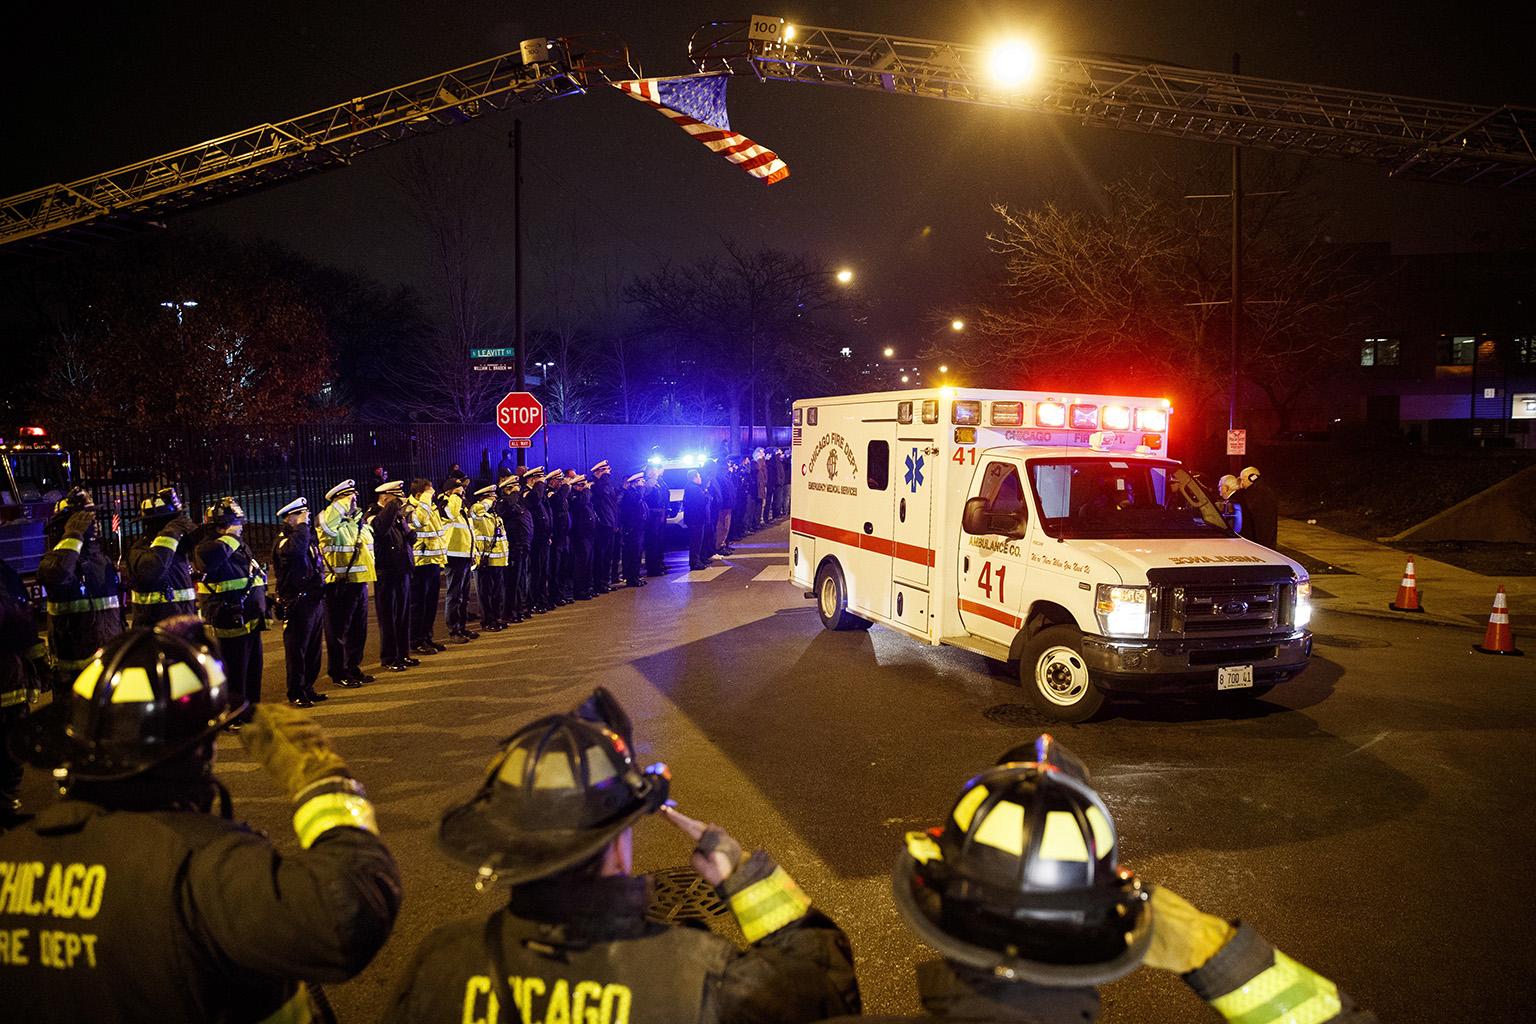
[{"left": 613, "top": 73, "right": 789, "bottom": 185}]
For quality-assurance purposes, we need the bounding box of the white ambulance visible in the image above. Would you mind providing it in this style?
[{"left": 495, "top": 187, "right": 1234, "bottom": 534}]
[{"left": 788, "top": 387, "right": 1313, "bottom": 721}]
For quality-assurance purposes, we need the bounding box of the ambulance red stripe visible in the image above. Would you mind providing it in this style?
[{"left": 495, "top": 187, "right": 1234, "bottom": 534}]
[
  {"left": 957, "top": 598, "right": 1023, "bottom": 629},
  {"left": 791, "top": 517, "right": 936, "bottom": 568}
]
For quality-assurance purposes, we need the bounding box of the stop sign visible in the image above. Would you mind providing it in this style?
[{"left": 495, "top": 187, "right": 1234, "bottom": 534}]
[{"left": 496, "top": 391, "right": 544, "bottom": 442}]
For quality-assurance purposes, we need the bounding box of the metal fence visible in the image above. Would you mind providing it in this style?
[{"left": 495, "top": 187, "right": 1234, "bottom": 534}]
[{"left": 55, "top": 422, "right": 790, "bottom": 554}]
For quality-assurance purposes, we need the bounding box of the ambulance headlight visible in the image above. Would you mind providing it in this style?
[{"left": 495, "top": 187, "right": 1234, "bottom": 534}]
[
  {"left": 1294, "top": 578, "right": 1312, "bottom": 629},
  {"left": 1095, "top": 585, "right": 1150, "bottom": 638}
]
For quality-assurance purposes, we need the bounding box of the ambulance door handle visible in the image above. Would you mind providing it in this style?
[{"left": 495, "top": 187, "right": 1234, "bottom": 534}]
[
  {"left": 963, "top": 556, "right": 970, "bottom": 574},
  {"left": 899, "top": 498, "right": 907, "bottom": 522},
  {"left": 863, "top": 521, "right": 874, "bottom": 535}
]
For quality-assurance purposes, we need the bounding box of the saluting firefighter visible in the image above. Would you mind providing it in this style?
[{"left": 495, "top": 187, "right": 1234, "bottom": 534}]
[
  {"left": 589, "top": 460, "right": 617, "bottom": 595},
  {"left": 546, "top": 469, "right": 572, "bottom": 607},
  {"left": 821, "top": 735, "right": 1377, "bottom": 1024},
  {"left": 619, "top": 471, "right": 649, "bottom": 588},
  {"left": 369, "top": 481, "right": 417, "bottom": 675},
  {"left": 568, "top": 473, "right": 595, "bottom": 601},
  {"left": 384, "top": 688, "right": 860, "bottom": 1024},
  {"left": 407, "top": 478, "right": 448, "bottom": 656},
  {"left": 125, "top": 486, "right": 198, "bottom": 628},
  {"left": 440, "top": 475, "right": 478, "bottom": 643},
  {"left": 471, "top": 484, "right": 508, "bottom": 631},
  {"left": 192, "top": 497, "right": 267, "bottom": 725},
  {"left": 523, "top": 467, "right": 551, "bottom": 615},
  {"left": 317, "top": 479, "right": 373, "bottom": 690},
  {"left": 499, "top": 473, "right": 533, "bottom": 624},
  {"left": 2, "top": 621, "right": 402, "bottom": 1021},
  {"left": 271, "top": 497, "right": 328, "bottom": 707},
  {"left": 37, "top": 488, "right": 121, "bottom": 703}
]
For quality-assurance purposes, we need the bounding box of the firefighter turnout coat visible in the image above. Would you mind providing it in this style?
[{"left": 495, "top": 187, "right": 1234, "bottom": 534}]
[
  {"left": 126, "top": 520, "right": 198, "bottom": 628},
  {"left": 37, "top": 518, "right": 121, "bottom": 680},
  {"left": 193, "top": 535, "right": 268, "bottom": 641}
]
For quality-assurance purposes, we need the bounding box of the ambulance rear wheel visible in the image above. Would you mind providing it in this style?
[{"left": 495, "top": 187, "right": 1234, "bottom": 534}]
[
  {"left": 815, "top": 562, "right": 871, "bottom": 631},
  {"left": 1020, "top": 625, "right": 1104, "bottom": 722}
]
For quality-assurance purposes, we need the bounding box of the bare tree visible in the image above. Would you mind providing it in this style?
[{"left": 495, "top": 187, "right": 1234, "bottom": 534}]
[{"left": 388, "top": 145, "right": 512, "bottom": 422}]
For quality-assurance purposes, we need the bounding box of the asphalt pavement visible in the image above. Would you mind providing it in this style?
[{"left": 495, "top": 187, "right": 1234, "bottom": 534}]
[{"left": 16, "top": 521, "right": 1536, "bottom": 1021}]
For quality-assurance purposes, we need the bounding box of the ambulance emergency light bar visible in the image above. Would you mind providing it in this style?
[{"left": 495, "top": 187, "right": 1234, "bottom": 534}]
[{"left": 950, "top": 397, "right": 1171, "bottom": 433}]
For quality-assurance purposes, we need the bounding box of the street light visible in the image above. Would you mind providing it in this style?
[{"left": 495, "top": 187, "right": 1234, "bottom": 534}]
[
  {"left": 882, "top": 346, "right": 895, "bottom": 358},
  {"left": 988, "top": 40, "right": 1040, "bottom": 88},
  {"left": 839, "top": 347, "right": 852, "bottom": 358},
  {"left": 835, "top": 268, "right": 854, "bottom": 284},
  {"left": 950, "top": 319, "right": 965, "bottom": 332},
  {"left": 900, "top": 374, "right": 910, "bottom": 384},
  {"left": 939, "top": 364, "right": 950, "bottom": 373}
]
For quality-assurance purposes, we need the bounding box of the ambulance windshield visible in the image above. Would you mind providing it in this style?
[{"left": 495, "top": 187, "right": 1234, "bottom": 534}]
[{"left": 1028, "top": 459, "right": 1231, "bottom": 539}]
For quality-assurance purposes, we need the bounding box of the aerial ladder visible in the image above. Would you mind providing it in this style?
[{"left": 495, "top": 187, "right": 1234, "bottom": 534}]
[
  {"left": 689, "top": 17, "right": 1536, "bottom": 189},
  {"left": 0, "top": 34, "right": 635, "bottom": 254}
]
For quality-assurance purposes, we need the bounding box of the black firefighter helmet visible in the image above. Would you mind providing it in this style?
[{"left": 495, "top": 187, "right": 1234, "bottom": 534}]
[
  {"left": 437, "top": 687, "right": 670, "bottom": 886},
  {"left": 13, "top": 617, "right": 244, "bottom": 781},
  {"left": 138, "top": 486, "right": 183, "bottom": 523},
  {"left": 204, "top": 496, "right": 245, "bottom": 528},
  {"left": 892, "top": 735, "right": 1153, "bottom": 986}
]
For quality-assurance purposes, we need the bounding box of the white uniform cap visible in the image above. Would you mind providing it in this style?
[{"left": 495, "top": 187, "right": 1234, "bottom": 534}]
[
  {"left": 326, "top": 480, "right": 357, "bottom": 501},
  {"left": 626, "top": 472, "right": 645, "bottom": 484},
  {"left": 276, "top": 497, "right": 308, "bottom": 518},
  {"left": 1239, "top": 466, "right": 1261, "bottom": 484},
  {"left": 521, "top": 466, "right": 545, "bottom": 479},
  {"left": 376, "top": 480, "right": 404, "bottom": 496},
  {"left": 474, "top": 484, "right": 497, "bottom": 497},
  {"left": 591, "top": 460, "right": 610, "bottom": 473}
]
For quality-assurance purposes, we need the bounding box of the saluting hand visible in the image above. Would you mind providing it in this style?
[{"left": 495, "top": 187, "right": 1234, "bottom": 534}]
[{"left": 660, "top": 805, "right": 745, "bottom": 887}]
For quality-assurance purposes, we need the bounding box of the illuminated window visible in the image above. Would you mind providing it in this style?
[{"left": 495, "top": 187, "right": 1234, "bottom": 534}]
[
  {"left": 921, "top": 399, "right": 939, "bottom": 424},
  {"left": 792, "top": 408, "right": 802, "bottom": 426},
  {"left": 1362, "top": 338, "right": 1400, "bottom": 367},
  {"left": 1442, "top": 336, "right": 1476, "bottom": 366},
  {"left": 1360, "top": 340, "right": 1375, "bottom": 366},
  {"left": 1517, "top": 337, "right": 1534, "bottom": 365}
]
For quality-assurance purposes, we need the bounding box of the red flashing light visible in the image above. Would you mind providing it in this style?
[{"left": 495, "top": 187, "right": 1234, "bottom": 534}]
[
  {"left": 19, "top": 426, "right": 45, "bottom": 437},
  {"left": 1102, "top": 405, "right": 1132, "bottom": 430},
  {"left": 1070, "top": 404, "right": 1100, "bottom": 430},
  {"left": 1036, "top": 402, "right": 1066, "bottom": 427}
]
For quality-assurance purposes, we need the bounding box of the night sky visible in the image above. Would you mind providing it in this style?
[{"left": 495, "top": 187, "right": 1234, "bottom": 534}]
[{"left": 5, "top": 1, "right": 1533, "bottom": 348}]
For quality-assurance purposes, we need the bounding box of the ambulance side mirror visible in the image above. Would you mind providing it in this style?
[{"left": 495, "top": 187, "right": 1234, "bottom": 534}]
[{"left": 963, "top": 496, "right": 1025, "bottom": 538}]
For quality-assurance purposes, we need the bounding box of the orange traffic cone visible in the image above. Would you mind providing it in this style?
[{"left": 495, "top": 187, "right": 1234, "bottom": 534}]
[
  {"left": 1388, "top": 557, "right": 1425, "bottom": 613},
  {"left": 1473, "top": 586, "right": 1524, "bottom": 656}
]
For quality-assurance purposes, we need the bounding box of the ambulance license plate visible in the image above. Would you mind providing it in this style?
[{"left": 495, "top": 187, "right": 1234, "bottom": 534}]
[{"left": 1217, "top": 665, "right": 1254, "bottom": 690}]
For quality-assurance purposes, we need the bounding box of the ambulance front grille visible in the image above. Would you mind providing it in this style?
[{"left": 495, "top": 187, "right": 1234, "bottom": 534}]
[{"left": 1158, "top": 581, "right": 1288, "bottom": 637}]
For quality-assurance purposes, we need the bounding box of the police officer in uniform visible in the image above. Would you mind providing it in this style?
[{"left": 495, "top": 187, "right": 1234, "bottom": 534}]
[
  {"left": 567, "top": 474, "right": 595, "bottom": 600},
  {"left": 471, "top": 484, "right": 507, "bottom": 631},
  {"left": 271, "top": 497, "right": 328, "bottom": 706},
  {"left": 547, "top": 470, "right": 573, "bottom": 607},
  {"left": 317, "top": 479, "right": 373, "bottom": 689},
  {"left": 407, "top": 478, "right": 448, "bottom": 655},
  {"left": 819, "top": 735, "right": 1376, "bottom": 1023},
  {"left": 589, "top": 460, "right": 617, "bottom": 595},
  {"left": 523, "top": 468, "right": 551, "bottom": 614},
  {"left": 369, "top": 481, "right": 417, "bottom": 674},
  {"left": 1, "top": 623, "right": 402, "bottom": 1020},
  {"left": 384, "top": 688, "right": 859, "bottom": 1023},
  {"left": 440, "top": 475, "right": 478, "bottom": 642},
  {"left": 619, "top": 471, "right": 649, "bottom": 588},
  {"left": 644, "top": 466, "right": 669, "bottom": 577},
  {"left": 498, "top": 474, "right": 532, "bottom": 624},
  {"left": 37, "top": 489, "right": 120, "bottom": 704},
  {"left": 193, "top": 498, "right": 267, "bottom": 725},
  {"left": 125, "top": 487, "right": 198, "bottom": 628}
]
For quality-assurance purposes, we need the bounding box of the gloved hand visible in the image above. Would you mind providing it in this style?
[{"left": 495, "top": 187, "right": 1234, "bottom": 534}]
[
  {"left": 1142, "top": 885, "right": 1237, "bottom": 974},
  {"left": 164, "top": 513, "right": 198, "bottom": 537},
  {"left": 238, "top": 704, "right": 351, "bottom": 800},
  {"left": 64, "top": 511, "right": 97, "bottom": 539},
  {"left": 661, "top": 805, "right": 744, "bottom": 886}
]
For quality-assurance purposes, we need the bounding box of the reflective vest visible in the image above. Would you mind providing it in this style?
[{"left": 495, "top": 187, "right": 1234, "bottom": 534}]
[
  {"left": 317, "top": 501, "right": 370, "bottom": 583},
  {"left": 441, "top": 493, "right": 475, "bottom": 559},
  {"left": 355, "top": 522, "right": 378, "bottom": 584},
  {"left": 472, "top": 501, "right": 509, "bottom": 567},
  {"left": 408, "top": 499, "right": 448, "bottom": 567}
]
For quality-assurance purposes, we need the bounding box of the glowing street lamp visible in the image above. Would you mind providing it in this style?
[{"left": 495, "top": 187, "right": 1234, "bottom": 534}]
[
  {"left": 939, "top": 364, "right": 949, "bottom": 374},
  {"left": 882, "top": 346, "right": 895, "bottom": 358},
  {"left": 951, "top": 319, "right": 965, "bottom": 331},
  {"left": 988, "top": 40, "right": 1040, "bottom": 89},
  {"left": 835, "top": 268, "right": 854, "bottom": 284},
  {"left": 900, "top": 374, "right": 910, "bottom": 384}
]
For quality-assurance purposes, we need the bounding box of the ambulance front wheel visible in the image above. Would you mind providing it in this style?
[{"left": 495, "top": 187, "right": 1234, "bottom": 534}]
[
  {"left": 1020, "top": 625, "right": 1105, "bottom": 722},
  {"left": 815, "top": 561, "right": 872, "bottom": 631}
]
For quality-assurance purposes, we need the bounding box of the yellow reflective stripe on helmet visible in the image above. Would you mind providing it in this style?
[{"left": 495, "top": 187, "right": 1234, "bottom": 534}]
[
  {"left": 293, "top": 792, "right": 379, "bottom": 849},
  {"left": 726, "top": 866, "right": 812, "bottom": 944},
  {"left": 151, "top": 534, "right": 180, "bottom": 551},
  {"left": 130, "top": 587, "right": 197, "bottom": 604},
  {"left": 255, "top": 984, "right": 316, "bottom": 1024},
  {"left": 952, "top": 784, "right": 988, "bottom": 832},
  {"left": 47, "top": 595, "right": 121, "bottom": 615},
  {"left": 1209, "top": 950, "right": 1342, "bottom": 1024},
  {"left": 972, "top": 800, "right": 1025, "bottom": 856},
  {"left": 54, "top": 537, "right": 83, "bottom": 553},
  {"left": 905, "top": 831, "right": 943, "bottom": 864}
]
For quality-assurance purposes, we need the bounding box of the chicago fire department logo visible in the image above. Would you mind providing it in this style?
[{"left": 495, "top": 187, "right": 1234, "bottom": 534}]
[
  {"left": 827, "top": 449, "right": 840, "bottom": 480},
  {"left": 806, "top": 432, "right": 859, "bottom": 496}
]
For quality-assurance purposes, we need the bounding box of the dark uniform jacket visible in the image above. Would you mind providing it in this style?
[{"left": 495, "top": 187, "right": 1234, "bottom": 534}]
[
  {"left": 37, "top": 515, "right": 121, "bottom": 674},
  {"left": 644, "top": 479, "right": 670, "bottom": 517},
  {"left": 717, "top": 472, "right": 738, "bottom": 514},
  {"left": 193, "top": 534, "right": 268, "bottom": 641},
  {"left": 1234, "top": 480, "right": 1280, "bottom": 549},
  {"left": 592, "top": 477, "right": 620, "bottom": 530},
  {"left": 550, "top": 487, "right": 572, "bottom": 546},
  {"left": 683, "top": 480, "right": 711, "bottom": 527},
  {"left": 500, "top": 494, "right": 534, "bottom": 552},
  {"left": 385, "top": 875, "right": 857, "bottom": 1024},
  {"left": 529, "top": 485, "right": 551, "bottom": 544},
  {"left": 0, "top": 798, "right": 401, "bottom": 1022},
  {"left": 271, "top": 521, "right": 326, "bottom": 601},
  {"left": 570, "top": 490, "right": 595, "bottom": 540},
  {"left": 0, "top": 561, "right": 45, "bottom": 715},
  {"left": 619, "top": 488, "right": 649, "bottom": 531},
  {"left": 369, "top": 503, "right": 415, "bottom": 582},
  {"left": 126, "top": 518, "right": 197, "bottom": 627}
]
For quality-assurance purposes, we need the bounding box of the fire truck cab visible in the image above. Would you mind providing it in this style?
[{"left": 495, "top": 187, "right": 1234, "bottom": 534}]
[
  {"left": 789, "top": 388, "right": 1313, "bottom": 721},
  {"left": 0, "top": 432, "right": 73, "bottom": 577}
]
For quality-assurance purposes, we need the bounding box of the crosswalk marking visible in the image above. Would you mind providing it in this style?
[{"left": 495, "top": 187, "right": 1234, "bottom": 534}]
[
  {"left": 752, "top": 565, "right": 791, "bottom": 582},
  {"left": 676, "top": 566, "right": 731, "bottom": 583}
]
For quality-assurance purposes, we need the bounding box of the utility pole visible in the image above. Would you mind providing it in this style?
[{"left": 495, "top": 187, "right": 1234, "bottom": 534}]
[
  {"left": 1229, "top": 53, "right": 1244, "bottom": 473},
  {"left": 511, "top": 119, "right": 526, "bottom": 468}
]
